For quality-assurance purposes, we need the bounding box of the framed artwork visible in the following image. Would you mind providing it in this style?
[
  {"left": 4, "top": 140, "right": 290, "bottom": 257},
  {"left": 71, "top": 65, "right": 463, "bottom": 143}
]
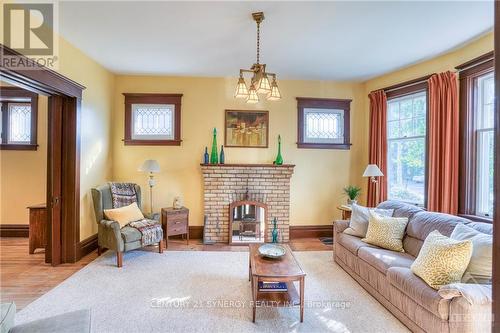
[{"left": 224, "top": 110, "right": 269, "bottom": 148}]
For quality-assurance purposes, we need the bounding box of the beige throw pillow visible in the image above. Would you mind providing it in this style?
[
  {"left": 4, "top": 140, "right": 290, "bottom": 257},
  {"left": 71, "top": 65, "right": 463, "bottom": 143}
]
[
  {"left": 411, "top": 230, "right": 473, "bottom": 289},
  {"left": 450, "top": 223, "right": 492, "bottom": 283},
  {"left": 343, "top": 203, "right": 394, "bottom": 238},
  {"left": 362, "top": 211, "right": 408, "bottom": 252},
  {"left": 104, "top": 202, "right": 144, "bottom": 228}
]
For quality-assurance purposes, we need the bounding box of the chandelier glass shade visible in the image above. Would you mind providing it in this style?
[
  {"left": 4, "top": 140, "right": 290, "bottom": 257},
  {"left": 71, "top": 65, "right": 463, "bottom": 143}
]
[
  {"left": 234, "top": 76, "right": 249, "bottom": 98},
  {"left": 246, "top": 83, "right": 259, "bottom": 104},
  {"left": 234, "top": 12, "right": 281, "bottom": 103}
]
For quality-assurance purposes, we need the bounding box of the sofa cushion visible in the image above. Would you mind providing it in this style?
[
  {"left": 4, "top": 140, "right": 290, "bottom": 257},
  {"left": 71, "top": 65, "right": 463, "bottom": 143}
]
[
  {"left": 1, "top": 302, "right": 16, "bottom": 333},
  {"left": 404, "top": 211, "right": 471, "bottom": 257},
  {"left": 377, "top": 200, "right": 423, "bottom": 219},
  {"left": 387, "top": 267, "right": 450, "bottom": 320},
  {"left": 362, "top": 212, "right": 408, "bottom": 252},
  {"left": 10, "top": 309, "right": 91, "bottom": 333},
  {"left": 467, "top": 221, "right": 492, "bottom": 235},
  {"left": 343, "top": 203, "right": 394, "bottom": 237},
  {"left": 336, "top": 232, "right": 373, "bottom": 255},
  {"left": 358, "top": 247, "right": 415, "bottom": 274},
  {"left": 450, "top": 223, "right": 492, "bottom": 283},
  {"left": 411, "top": 230, "right": 472, "bottom": 289},
  {"left": 120, "top": 226, "right": 142, "bottom": 243}
]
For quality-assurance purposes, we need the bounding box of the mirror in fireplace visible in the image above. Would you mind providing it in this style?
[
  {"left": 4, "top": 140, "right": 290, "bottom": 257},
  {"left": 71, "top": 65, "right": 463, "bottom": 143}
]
[{"left": 229, "top": 200, "right": 267, "bottom": 244}]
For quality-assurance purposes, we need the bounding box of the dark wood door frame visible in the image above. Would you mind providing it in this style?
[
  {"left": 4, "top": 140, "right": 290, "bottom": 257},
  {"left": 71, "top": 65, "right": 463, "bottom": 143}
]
[
  {"left": 493, "top": 3, "right": 500, "bottom": 331},
  {"left": 0, "top": 44, "right": 85, "bottom": 265}
]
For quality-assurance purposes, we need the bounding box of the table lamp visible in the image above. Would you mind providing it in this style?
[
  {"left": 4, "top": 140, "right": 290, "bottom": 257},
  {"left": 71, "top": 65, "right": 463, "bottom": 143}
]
[
  {"left": 139, "top": 159, "right": 160, "bottom": 215},
  {"left": 363, "top": 164, "right": 384, "bottom": 183}
]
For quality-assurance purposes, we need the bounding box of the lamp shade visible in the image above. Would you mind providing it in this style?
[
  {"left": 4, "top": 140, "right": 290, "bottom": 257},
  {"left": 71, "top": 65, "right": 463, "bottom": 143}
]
[
  {"left": 139, "top": 159, "right": 160, "bottom": 173},
  {"left": 363, "top": 164, "right": 383, "bottom": 177}
]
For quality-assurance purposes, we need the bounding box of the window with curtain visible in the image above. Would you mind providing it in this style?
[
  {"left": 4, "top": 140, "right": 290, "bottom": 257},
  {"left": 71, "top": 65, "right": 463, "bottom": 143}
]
[
  {"left": 474, "top": 72, "right": 494, "bottom": 217},
  {"left": 457, "top": 52, "right": 494, "bottom": 221},
  {"left": 386, "top": 89, "right": 427, "bottom": 206}
]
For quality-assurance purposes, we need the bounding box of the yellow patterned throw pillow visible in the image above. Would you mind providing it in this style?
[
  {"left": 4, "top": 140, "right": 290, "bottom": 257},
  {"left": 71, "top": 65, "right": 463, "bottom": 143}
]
[
  {"left": 362, "top": 211, "right": 408, "bottom": 252},
  {"left": 411, "top": 230, "right": 473, "bottom": 289}
]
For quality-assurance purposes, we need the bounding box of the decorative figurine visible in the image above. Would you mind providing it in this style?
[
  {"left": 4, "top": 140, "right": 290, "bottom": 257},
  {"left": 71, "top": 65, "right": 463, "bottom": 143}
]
[
  {"left": 274, "top": 135, "right": 283, "bottom": 165},
  {"left": 210, "top": 128, "right": 218, "bottom": 164},
  {"left": 203, "top": 147, "right": 209, "bottom": 164},
  {"left": 271, "top": 217, "right": 279, "bottom": 243},
  {"left": 173, "top": 196, "right": 183, "bottom": 209},
  {"left": 219, "top": 145, "right": 225, "bottom": 164}
]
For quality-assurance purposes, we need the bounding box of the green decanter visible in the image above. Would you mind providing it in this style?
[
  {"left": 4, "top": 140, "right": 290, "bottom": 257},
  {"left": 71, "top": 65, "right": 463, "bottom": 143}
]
[
  {"left": 274, "top": 135, "right": 283, "bottom": 165},
  {"left": 210, "top": 128, "right": 218, "bottom": 164}
]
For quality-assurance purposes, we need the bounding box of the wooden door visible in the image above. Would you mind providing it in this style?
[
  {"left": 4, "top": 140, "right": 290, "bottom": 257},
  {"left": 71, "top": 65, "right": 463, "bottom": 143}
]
[{"left": 46, "top": 95, "right": 63, "bottom": 266}]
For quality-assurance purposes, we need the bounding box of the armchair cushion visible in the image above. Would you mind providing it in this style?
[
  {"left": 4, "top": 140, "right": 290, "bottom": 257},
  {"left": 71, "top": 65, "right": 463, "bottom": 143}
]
[
  {"left": 120, "top": 226, "right": 142, "bottom": 243},
  {"left": 104, "top": 202, "right": 144, "bottom": 228}
]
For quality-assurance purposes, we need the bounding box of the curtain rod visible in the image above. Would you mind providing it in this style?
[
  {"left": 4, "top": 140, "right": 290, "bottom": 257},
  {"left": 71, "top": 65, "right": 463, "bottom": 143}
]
[{"left": 370, "top": 74, "right": 434, "bottom": 95}]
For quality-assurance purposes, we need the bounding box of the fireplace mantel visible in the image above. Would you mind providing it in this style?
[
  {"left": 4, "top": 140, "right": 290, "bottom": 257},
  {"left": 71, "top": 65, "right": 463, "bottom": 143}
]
[{"left": 200, "top": 163, "right": 295, "bottom": 168}]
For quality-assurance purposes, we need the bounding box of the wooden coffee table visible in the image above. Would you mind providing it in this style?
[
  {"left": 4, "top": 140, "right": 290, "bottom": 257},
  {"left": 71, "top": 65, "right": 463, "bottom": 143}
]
[{"left": 248, "top": 244, "right": 306, "bottom": 323}]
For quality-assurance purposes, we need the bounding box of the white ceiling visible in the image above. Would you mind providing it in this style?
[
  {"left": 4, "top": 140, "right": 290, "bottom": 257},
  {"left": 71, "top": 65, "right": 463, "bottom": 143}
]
[{"left": 59, "top": 1, "right": 493, "bottom": 81}]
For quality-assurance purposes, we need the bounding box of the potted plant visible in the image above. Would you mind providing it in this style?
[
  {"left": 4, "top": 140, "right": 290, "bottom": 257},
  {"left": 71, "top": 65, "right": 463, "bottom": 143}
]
[{"left": 343, "top": 185, "right": 361, "bottom": 205}]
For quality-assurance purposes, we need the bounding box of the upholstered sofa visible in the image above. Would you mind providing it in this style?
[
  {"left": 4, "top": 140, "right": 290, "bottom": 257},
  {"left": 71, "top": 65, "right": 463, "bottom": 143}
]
[
  {"left": 0, "top": 302, "right": 90, "bottom": 333},
  {"left": 334, "top": 201, "right": 491, "bottom": 333}
]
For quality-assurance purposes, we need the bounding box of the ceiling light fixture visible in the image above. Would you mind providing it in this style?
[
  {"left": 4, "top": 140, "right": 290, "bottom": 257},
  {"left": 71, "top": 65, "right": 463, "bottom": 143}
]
[{"left": 234, "top": 12, "right": 281, "bottom": 103}]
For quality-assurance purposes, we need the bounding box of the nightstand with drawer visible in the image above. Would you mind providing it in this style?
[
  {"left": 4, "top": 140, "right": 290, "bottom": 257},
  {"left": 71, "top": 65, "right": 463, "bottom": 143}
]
[{"left": 161, "top": 207, "right": 189, "bottom": 248}]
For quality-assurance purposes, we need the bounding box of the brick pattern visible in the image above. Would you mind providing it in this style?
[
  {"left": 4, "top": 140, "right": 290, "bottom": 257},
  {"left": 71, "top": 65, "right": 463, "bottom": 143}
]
[{"left": 201, "top": 165, "right": 295, "bottom": 243}]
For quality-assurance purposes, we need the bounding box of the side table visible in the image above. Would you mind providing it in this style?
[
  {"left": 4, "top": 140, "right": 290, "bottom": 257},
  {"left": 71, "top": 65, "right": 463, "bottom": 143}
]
[
  {"left": 161, "top": 207, "right": 189, "bottom": 248},
  {"left": 337, "top": 205, "right": 352, "bottom": 220}
]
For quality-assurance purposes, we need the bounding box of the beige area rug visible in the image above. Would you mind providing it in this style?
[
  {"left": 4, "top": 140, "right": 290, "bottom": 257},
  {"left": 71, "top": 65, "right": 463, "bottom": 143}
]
[{"left": 17, "top": 250, "right": 408, "bottom": 333}]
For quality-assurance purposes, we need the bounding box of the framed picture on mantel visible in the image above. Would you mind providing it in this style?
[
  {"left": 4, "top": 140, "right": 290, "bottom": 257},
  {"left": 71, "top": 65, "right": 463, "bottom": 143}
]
[{"left": 224, "top": 110, "right": 269, "bottom": 148}]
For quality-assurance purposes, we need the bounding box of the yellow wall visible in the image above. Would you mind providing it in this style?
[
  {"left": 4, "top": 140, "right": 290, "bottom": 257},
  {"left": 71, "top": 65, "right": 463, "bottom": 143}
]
[
  {"left": 364, "top": 32, "right": 493, "bottom": 93},
  {"left": 57, "top": 38, "right": 115, "bottom": 240},
  {"left": 0, "top": 94, "right": 48, "bottom": 225},
  {"left": 0, "top": 10, "right": 116, "bottom": 240},
  {"left": 113, "top": 76, "right": 367, "bottom": 226}
]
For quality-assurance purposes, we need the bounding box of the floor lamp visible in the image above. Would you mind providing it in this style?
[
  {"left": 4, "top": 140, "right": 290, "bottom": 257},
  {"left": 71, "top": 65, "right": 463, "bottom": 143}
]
[
  {"left": 139, "top": 159, "right": 160, "bottom": 216},
  {"left": 363, "top": 164, "right": 384, "bottom": 204}
]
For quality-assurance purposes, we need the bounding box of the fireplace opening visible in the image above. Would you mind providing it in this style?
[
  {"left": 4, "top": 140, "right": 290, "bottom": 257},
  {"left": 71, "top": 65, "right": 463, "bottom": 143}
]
[{"left": 229, "top": 200, "right": 267, "bottom": 244}]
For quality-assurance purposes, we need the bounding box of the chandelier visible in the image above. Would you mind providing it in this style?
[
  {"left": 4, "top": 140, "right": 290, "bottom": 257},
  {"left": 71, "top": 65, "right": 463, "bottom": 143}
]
[{"left": 234, "top": 12, "right": 281, "bottom": 103}]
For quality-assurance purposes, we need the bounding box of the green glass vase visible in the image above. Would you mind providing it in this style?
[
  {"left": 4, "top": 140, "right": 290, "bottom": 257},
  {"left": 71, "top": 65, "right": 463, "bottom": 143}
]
[
  {"left": 271, "top": 217, "right": 279, "bottom": 243},
  {"left": 274, "top": 135, "right": 283, "bottom": 165},
  {"left": 210, "top": 128, "right": 218, "bottom": 164}
]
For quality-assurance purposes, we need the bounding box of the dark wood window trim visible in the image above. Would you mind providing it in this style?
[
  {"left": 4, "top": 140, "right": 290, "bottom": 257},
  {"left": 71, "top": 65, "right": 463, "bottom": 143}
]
[
  {"left": 296, "top": 97, "right": 351, "bottom": 150},
  {"left": 457, "top": 51, "right": 494, "bottom": 223},
  {"left": 385, "top": 80, "right": 429, "bottom": 208},
  {"left": 0, "top": 86, "right": 38, "bottom": 150},
  {"left": 123, "top": 93, "right": 183, "bottom": 146}
]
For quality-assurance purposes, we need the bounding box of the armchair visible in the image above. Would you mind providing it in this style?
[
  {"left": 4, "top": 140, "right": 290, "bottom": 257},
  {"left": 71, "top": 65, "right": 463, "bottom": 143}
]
[{"left": 91, "top": 183, "right": 164, "bottom": 267}]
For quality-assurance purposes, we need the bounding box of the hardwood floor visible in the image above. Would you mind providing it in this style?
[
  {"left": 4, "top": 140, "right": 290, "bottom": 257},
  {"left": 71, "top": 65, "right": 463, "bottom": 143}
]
[{"left": 0, "top": 237, "right": 331, "bottom": 310}]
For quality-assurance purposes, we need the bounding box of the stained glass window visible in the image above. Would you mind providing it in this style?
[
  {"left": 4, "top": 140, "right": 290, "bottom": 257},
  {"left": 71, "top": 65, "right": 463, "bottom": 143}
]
[
  {"left": 8, "top": 103, "right": 32, "bottom": 143},
  {"left": 131, "top": 104, "right": 174, "bottom": 140},
  {"left": 303, "top": 108, "right": 344, "bottom": 144}
]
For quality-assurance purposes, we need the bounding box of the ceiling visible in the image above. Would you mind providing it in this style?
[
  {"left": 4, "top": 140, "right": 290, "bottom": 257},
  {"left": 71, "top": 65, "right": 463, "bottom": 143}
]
[{"left": 59, "top": 1, "right": 493, "bottom": 81}]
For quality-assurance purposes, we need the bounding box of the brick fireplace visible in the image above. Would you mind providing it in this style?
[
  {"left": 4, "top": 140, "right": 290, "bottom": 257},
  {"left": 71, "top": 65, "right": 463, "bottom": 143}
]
[{"left": 201, "top": 164, "right": 295, "bottom": 243}]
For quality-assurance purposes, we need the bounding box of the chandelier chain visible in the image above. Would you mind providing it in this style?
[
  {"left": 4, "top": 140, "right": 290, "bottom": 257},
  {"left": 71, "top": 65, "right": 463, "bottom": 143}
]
[{"left": 256, "top": 21, "right": 260, "bottom": 64}]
